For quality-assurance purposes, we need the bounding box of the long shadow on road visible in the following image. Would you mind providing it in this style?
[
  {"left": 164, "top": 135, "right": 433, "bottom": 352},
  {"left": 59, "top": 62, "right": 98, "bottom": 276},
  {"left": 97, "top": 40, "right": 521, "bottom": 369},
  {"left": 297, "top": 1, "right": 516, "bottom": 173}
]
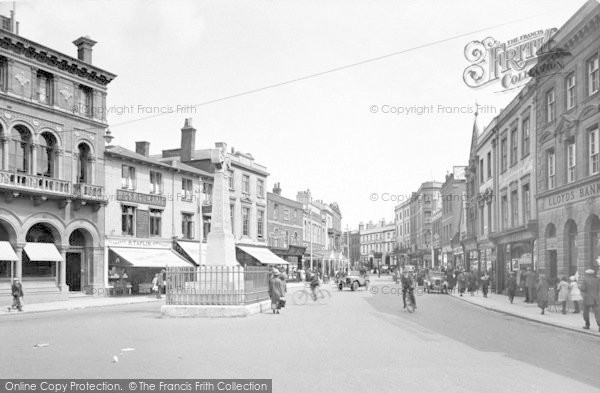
[{"left": 364, "top": 283, "right": 600, "bottom": 389}]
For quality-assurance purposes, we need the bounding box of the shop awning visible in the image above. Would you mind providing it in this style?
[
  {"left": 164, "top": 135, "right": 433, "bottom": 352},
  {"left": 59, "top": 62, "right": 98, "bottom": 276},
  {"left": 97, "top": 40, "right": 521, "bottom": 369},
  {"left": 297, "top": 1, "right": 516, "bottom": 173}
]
[
  {"left": 176, "top": 241, "right": 206, "bottom": 265},
  {"left": 24, "top": 242, "right": 63, "bottom": 262},
  {"left": 110, "top": 247, "right": 193, "bottom": 268},
  {"left": 0, "top": 241, "right": 18, "bottom": 261},
  {"left": 237, "top": 245, "right": 289, "bottom": 265}
]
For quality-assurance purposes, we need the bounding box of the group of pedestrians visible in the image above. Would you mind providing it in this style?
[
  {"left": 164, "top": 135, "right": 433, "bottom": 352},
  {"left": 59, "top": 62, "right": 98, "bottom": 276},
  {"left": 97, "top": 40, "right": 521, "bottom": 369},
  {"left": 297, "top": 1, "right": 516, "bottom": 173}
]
[
  {"left": 507, "top": 267, "right": 600, "bottom": 331},
  {"left": 454, "top": 270, "right": 480, "bottom": 297}
]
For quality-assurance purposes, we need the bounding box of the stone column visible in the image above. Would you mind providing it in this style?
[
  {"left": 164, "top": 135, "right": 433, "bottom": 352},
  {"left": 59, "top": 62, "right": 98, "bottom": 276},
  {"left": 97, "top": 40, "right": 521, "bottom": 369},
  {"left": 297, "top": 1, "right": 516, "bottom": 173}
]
[
  {"left": 93, "top": 246, "right": 106, "bottom": 296},
  {"left": 59, "top": 246, "right": 67, "bottom": 291},
  {"left": 14, "top": 244, "right": 23, "bottom": 280},
  {"left": 72, "top": 152, "right": 79, "bottom": 184},
  {"left": 56, "top": 148, "right": 64, "bottom": 180},
  {"left": 1, "top": 137, "right": 8, "bottom": 171},
  {"left": 206, "top": 149, "right": 237, "bottom": 266},
  {"left": 30, "top": 143, "right": 37, "bottom": 175},
  {"left": 88, "top": 156, "right": 96, "bottom": 185}
]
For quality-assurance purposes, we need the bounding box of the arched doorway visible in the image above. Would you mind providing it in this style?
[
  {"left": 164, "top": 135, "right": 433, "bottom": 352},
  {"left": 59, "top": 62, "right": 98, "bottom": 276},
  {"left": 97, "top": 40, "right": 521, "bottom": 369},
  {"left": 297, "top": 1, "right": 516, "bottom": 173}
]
[
  {"left": 24, "top": 223, "right": 61, "bottom": 279},
  {"left": 564, "top": 220, "right": 578, "bottom": 276},
  {"left": 545, "top": 223, "right": 557, "bottom": 280},
  {"left": 0, "top": 219, "right": 17, "bottom": 280},
  {"left": 67, "top": 229, "right": 92, "bottom": 292},
  {"left": 585, "top": 215, "right": 600, "bottom": 271}
]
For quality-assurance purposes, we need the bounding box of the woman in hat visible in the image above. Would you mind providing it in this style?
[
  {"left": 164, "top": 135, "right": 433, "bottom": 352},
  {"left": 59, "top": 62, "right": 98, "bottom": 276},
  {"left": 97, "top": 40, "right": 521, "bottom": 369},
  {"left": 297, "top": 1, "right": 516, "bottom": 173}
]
[
  {"left": 278, "top": 272, "right": 288, "bottom": 311},
  {"left": 268, "top": 269, "right": 284, "bottom": 314},
  {"left": 556, "top": 276, "right": 570, "bottom": 315},
  {"left": 536, "top": 274, "right": 549, "bottom": 315},
  {"left": 568, "top": 276, "right": 582, "bottom": 313}
]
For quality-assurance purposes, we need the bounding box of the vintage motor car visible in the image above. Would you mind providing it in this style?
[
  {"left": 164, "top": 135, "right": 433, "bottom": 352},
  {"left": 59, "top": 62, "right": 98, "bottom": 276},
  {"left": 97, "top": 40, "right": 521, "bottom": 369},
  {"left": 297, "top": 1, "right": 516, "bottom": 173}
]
[
  {"left": 338, "top": 271, "right": 369, "bottom": 291},
  {"left": 424, "top": 271, "right": 448, "bottom": 294}
]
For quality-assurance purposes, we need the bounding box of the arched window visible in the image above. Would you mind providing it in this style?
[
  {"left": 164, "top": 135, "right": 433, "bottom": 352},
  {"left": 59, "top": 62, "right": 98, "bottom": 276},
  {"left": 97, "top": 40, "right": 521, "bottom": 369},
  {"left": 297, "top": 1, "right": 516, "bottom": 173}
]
[
  {"left": 77, "top": 142, "right": 91, "bottom": 183},
  {"left": 38, "top": 132, "right": 57, "bottom": 177},
  {"left": 9, "top": 125, "right": 31, "bottom": 172}
]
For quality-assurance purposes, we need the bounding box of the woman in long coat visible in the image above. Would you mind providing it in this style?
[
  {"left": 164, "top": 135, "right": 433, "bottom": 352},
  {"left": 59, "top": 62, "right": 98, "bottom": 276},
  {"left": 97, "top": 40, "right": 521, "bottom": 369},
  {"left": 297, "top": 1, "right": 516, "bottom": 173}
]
[
  {"left": 557, "top": 277, "right": 570, "bottom": 314},
  {"left": 268, "top": 271, "right": 285, "bottom": 314},
  {"left": 568, "top": 276, "right": 582, "bottom": 313},
  {"left": 537, "top": 274, "right": 549, "bottom": 315}
]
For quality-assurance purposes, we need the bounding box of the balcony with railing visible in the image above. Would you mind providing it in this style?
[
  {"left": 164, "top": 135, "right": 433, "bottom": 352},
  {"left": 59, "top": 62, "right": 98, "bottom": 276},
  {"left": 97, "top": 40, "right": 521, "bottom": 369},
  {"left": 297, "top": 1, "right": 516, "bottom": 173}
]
[
  {"left": 0, "top": 170, "right": 71, "bottom": 195},
  {"left": 73, "top": 183, "right": 106, "bottom": 201}
]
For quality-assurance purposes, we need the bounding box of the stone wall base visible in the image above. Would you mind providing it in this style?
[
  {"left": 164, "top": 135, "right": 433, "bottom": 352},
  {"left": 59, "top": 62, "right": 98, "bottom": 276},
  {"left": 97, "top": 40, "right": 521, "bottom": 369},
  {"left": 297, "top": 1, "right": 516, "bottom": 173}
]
[{"left": 161, "top": 300, "right": 272, "bottom": 318}]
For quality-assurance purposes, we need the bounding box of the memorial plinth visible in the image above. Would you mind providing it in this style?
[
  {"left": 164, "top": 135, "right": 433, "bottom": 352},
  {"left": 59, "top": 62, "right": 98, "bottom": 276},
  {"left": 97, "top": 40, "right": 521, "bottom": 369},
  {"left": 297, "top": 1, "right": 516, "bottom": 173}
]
[{"left": 162, "top": 146, "right": 269, "bottom": 317}]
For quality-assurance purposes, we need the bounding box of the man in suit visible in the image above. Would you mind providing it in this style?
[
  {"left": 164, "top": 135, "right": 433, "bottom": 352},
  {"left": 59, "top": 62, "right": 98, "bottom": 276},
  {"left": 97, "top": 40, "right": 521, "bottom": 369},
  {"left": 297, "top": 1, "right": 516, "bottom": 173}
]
[
  {"left": 580, "top": 269, "right": 600, "bottom": 331},
  {"left": 524, "top": 267, "right": 537, "bottom": 303}
]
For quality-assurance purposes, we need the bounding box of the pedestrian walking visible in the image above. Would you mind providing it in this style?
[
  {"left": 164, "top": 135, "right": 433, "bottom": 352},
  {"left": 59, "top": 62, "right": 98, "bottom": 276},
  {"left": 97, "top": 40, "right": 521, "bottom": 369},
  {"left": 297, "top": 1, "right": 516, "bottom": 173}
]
[
  {"left": 457, "top": 271, "right": 466, "bottom": 297},
  {"left": 557, "top": 276, "right": 569, "bottom": 315},
  {"left": 278, "top": 272, "right": 287, "bottom": 311},
  {"left": 268, "top": 269, "right": 285, "bottom": 314},
  {"left": 152, "top": 273, "right": 161, "bottom": 299},
  {"left": 507, "top": 272, "right": 517, "bottom": 304},
  {"left": 481, "top": 271, "right": 490, "bottom": 298},
  {"left": 536, "top": 274, "right": 549, "bottom": 315},
  {"left": 524, "top": 267, "right": 537, "bottom": 303},
  {"left": 10, "top": 278, "right": 23, "bottom": 312},
  {"left": 568, "top": 275, "right": 582, "bottom": 313},
  {"left": 161, "top": 269, "right": 167, "bottom": 295},
  {"left": 580, "top": 269, "right": 600, "bottom": 331},
  {"left": 467, "top": 271, "right": 476, "bottom": 296}
]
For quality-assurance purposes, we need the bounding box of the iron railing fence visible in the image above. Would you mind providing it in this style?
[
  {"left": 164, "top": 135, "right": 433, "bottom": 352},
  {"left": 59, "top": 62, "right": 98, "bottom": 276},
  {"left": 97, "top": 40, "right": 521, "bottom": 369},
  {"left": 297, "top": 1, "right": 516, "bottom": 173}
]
[{"left": 165, "top": 265, "right": 270, "bottom": 306}]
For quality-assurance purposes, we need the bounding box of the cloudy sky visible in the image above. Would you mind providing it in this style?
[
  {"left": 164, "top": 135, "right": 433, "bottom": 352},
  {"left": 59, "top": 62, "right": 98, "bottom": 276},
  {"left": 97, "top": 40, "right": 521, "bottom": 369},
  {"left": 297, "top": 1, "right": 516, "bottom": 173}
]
[{"left": 3, "top": 0, "right": 585, "bottom": 228}]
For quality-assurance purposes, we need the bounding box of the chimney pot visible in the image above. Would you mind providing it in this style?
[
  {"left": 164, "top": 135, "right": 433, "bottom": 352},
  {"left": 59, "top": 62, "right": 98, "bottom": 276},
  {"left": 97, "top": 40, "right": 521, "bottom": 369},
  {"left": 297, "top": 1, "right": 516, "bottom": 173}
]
[
  {"left": 73, "top": 36, "right": 97, "bottom": 64},
  {"left": 135, "top": 141, "right": 150, "bottom": 157}
]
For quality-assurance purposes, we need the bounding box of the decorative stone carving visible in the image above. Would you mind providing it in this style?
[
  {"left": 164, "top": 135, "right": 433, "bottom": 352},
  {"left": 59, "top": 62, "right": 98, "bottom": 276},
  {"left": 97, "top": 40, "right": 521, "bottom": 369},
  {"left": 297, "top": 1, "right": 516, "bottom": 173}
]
[
  {"left": 59, "top": 87, "right": 73, "bottom": 101},
  {"left": 14, "top": 71, "right": 30, "bottom": 87}
]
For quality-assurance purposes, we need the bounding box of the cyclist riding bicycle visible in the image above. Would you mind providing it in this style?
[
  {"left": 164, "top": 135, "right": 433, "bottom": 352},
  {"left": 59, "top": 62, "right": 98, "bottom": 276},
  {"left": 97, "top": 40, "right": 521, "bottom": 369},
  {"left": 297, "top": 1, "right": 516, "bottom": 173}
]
[
  {"left": 401, "top": 271, "right": 417, "bottom": 310},
  {"left": 310, "top": 271, "right": 321, "bottom": 300}
]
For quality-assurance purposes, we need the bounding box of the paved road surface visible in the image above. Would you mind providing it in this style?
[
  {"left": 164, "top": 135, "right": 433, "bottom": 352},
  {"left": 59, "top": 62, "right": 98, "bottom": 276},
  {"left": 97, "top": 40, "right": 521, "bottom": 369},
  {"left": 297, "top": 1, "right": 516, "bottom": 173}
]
[{"left": 1, "top": 281, "right": 599, "bottom": 393}]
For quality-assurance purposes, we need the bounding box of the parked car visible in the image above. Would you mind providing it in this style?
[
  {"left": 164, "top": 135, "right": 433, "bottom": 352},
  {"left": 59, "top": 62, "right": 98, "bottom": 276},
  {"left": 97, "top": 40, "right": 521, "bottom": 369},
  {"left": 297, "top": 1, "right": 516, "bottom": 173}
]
[
  {"left": 424, "top": 271, "right": 448, "bottom": 294},
  {"left": 338, "top": 271, "right": 369, "bottom": 291}
]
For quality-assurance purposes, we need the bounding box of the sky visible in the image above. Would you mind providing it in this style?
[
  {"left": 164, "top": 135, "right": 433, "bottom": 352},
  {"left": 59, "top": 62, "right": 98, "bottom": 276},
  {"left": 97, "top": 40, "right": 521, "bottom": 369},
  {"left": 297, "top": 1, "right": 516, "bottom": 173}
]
[{"left": 2, "top": 0, "right": 586, "bottom": 229}]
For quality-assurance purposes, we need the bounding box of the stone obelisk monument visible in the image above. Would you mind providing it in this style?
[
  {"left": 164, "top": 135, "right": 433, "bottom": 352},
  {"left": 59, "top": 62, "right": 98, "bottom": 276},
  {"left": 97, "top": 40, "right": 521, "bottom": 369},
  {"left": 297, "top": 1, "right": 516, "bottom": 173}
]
[{"left": 205, "top": 145, "right": 238, "bottom": 266}]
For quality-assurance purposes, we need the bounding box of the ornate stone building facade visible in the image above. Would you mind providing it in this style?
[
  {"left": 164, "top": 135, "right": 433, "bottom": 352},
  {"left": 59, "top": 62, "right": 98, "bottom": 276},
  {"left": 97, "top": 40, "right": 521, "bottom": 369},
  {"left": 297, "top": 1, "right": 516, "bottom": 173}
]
[
  {"left": 0, "top": 23, "right": 116, "bottom": 303},
  {"left": 534, "top": 0, "right": 600, "bottom": 278}
]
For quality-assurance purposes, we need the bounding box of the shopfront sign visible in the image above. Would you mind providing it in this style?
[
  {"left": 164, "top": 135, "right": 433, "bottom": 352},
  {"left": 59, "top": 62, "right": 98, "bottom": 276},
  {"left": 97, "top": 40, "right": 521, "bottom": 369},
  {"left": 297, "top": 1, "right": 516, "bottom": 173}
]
[
  {"left": 543, "top": 181, "right": 600, "bottom": 210},
  {"left": 116, "top": 189, "right": 167, "bottom": 207},
  {"left": 105, "top": 238, "right": 172, "bottom": 249}
]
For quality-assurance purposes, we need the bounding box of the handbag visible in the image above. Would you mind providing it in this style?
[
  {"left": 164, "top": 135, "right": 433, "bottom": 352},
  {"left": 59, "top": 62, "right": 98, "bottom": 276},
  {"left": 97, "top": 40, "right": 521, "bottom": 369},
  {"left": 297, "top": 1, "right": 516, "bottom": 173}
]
[{"left": 279, "top": 297, "right": 286, "bottom": 308}]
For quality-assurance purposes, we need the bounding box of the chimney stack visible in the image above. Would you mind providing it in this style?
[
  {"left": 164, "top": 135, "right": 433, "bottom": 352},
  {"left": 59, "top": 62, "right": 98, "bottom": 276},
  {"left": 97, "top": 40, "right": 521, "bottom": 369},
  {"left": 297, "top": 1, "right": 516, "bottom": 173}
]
[
  {"left": 135, "top": 141, "right": 150, "bottom": 157},
  {"left": 273, "top": 182, "right": 282, "bottom": 195},
  {"left": 73, "top": 36, "right": 97, "bottom": 64},
  {"left": 215, "top": 142, "right": 227, "bottom": 153},
  {"left": 180, "top": 118, "right": 196, "bottom": 162}
]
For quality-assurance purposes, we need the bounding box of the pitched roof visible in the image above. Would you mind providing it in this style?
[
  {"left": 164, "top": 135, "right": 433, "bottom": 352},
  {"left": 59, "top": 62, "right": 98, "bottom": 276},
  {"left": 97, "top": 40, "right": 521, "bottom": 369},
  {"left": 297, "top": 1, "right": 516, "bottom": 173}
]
[{"left": 105, "top": 145, "right": 209, "bottom": 176}]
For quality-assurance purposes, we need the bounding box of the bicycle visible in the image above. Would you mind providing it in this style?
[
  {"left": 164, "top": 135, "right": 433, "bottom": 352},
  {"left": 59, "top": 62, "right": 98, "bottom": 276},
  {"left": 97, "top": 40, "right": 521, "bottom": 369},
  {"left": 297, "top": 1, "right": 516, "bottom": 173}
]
[{"left": 293, "top": 284, "right": 331, "bottom": 305}]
